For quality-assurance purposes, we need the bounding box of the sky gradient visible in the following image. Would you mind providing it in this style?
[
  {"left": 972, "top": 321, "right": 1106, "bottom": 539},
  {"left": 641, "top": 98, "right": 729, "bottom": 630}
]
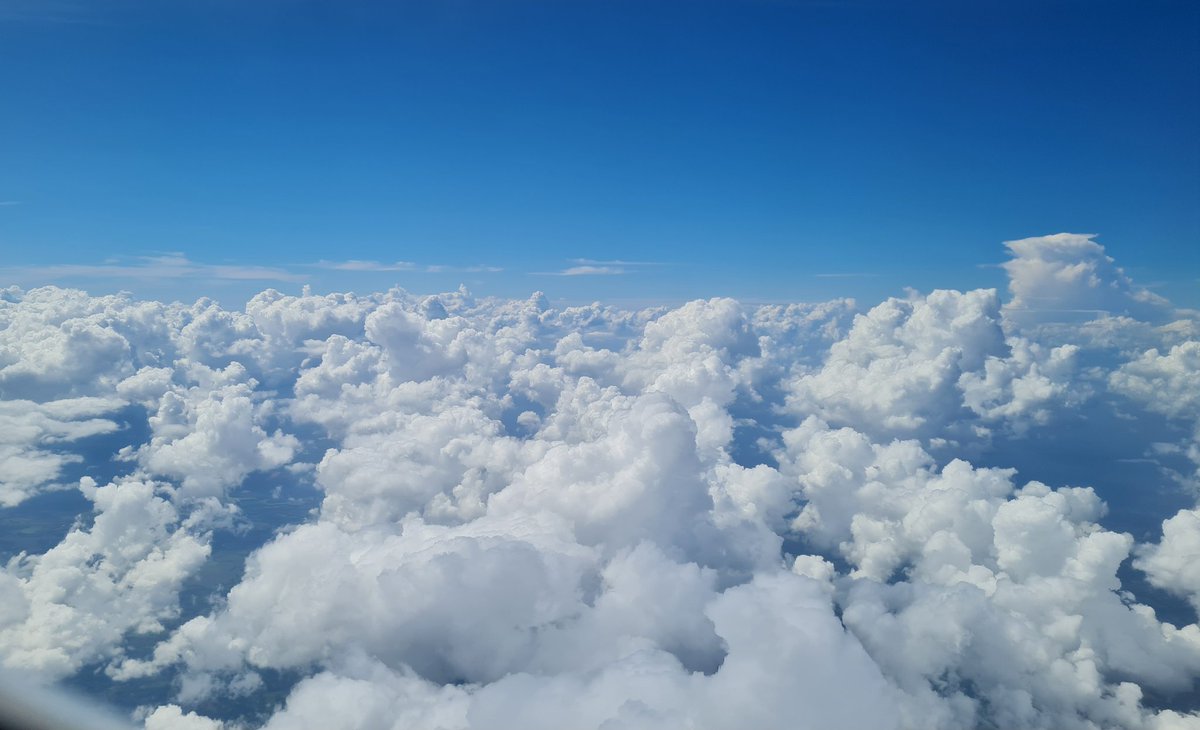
[{"left": 1, "top": 0, "right": 1197, "bottom": 306}]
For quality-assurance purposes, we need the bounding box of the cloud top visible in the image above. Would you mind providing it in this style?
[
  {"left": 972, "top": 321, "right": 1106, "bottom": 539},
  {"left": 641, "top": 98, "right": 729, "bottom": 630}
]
[{"left": 0, "top": 234, "right": 1198, "bottom": 729}]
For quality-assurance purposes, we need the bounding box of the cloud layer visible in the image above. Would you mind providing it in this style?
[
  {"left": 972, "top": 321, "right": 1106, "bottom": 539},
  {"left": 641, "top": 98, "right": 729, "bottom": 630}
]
[{"left": 1, "top": 234, "right": 1199, "bottom": 729}]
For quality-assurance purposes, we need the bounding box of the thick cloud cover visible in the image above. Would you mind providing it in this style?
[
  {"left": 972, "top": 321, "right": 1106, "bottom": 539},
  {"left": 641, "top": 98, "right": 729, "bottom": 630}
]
[{"left": 1, "top": 235, "right": 1199, "bottom": 729}]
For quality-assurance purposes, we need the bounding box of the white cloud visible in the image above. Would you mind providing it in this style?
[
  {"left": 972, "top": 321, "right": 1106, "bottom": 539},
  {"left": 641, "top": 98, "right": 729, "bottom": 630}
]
[
  {"left": 1002, "top": 233, "right": 1172, "bottom": 323},
  {"left": 0, "top": 477, "right": 211, "bottom": 680},
  {"left": 315, "top": 260, "right": 419, "bottom": 272},
  {"left": 1136, "top": 508, "right": 1200, "bottom": 615},
  {"left": 531, "top": 258, "right": 671, "bottom": 276},
  {"left": 1, "top": 255, "right": 305, "bottom": 284},
  {"left": 535, "top": 265, "right": 627, "bottom": 276},
  {"left": 142, "top": 704, "right": 225, "bottom": 730},
  {"left": 570, "top": 258, "right": 666, "bottom": 266},
  {"left": 135, "top": 373, "right": 298, "bottom": 500},
  {"left": 314, "top": 261, "right": 502, "bottom": 274},
  {"left": 0, "top": 396, "right": 126, "bottom": 506},
  {"left": 1109, "top": 341, "right": 1200, "bottom": 421},
  {"left": 0, "top": 234, "right": 1196, "bottom": 729}
]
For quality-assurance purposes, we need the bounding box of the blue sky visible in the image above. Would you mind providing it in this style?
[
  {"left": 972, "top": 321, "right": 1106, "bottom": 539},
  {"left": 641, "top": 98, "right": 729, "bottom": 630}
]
[{"left": 1, "top": 0, "right": 1197, "bottom": 306}]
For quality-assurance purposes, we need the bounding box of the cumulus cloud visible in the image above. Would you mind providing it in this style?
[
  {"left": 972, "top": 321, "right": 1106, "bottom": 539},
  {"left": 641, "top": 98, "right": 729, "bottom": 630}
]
[
  {"left": 1002, "top": 233, "right": 1173, "bottom": 323},
  {"left": 1136, "top": 508, "right": 1200, "bottom": 615},
  {"left": 0, "top": 396, "right": 126, "bottom": 505},
  {"left": 1110, "top": 341, "right": 1200, "bottom": 421},
  {"left": 135, "top": 370, "right": 298, "bottom": 499},
  {"left": 784, "top": 288, "right": 1081, "bottom": 441},
  {"left": 0, "top": 477, "right": 211, "bottom": 680},
  {"left": 142, "top": 704, "right": 226, "bottom": 730},
  {"left": 0, "top": 234, "right": 1198, "bottom": 729}
]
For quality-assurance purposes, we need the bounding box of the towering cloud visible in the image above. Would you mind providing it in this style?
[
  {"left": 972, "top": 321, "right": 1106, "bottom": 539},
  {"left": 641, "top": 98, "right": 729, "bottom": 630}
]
[{"left": 1002, "top": 233, "right": 1173, "bottom": 323}]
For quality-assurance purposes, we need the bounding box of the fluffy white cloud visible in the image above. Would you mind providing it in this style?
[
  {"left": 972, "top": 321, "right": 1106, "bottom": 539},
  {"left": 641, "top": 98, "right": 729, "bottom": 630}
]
[
  {"left": 1109, "top": 341, "right": 1200, "bottom": 486},
  {"left": 784, "top": 288, "right": 1080, "bottom": 441},
  {"left": 0, "top": 287, "right": 183, "bottom": 400},
  {"left": 1002, "top": 233, "right": 1172, "bottom": 323},
  {"left": 0, "top": 235, "right": 1197, "bottom": 730},
  {"left": 1110, "top": 341, "right": 1200, "bottom": 421},
  {"left": 259, "top": 658, "right": 469, "bottom": 730},
  {"left": 0, "top": 396, "right": 127, "bottom": 506},
  {"left": 116, "top": 513, "right": 596, "bottom": 685},
  {"left": 770, "top": 410, "right": 1200, "bottom": 727},
  {"left": 135, "top": 370, "right": 298, "bottom": 500},
  {"left": 1136, "top": 508, "right": 1200, "bottom": 615},
  {"left": 257, "top": 570, "right": 897, "bottom": 730},
  {"left": 142, "top": 704, "right": 226, "bottom": 730},
  {"left": 0, "top": 477, "right": 211, "bottom": 680}
]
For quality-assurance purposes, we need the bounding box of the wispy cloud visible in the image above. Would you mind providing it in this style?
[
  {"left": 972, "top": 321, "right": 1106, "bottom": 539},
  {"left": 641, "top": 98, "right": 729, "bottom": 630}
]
[
  {"left": 2, "top": 254, "right": 305, "bottom": 283},
  {"left": 313, "top": 260, "right": 502, "bottom": 274},
  {"left": 425, "top": 264, "right": 504, "bottom": 273},
  {"left": 532, "top": 258, "right": 671, "bottom": 277},
  {"left": 315, "top": 260, "right": 418, "bottom": 272},
  {"left": 570, "top": 258, "right": 667, "bottom": 267},
  {"left": 533, "top": 265, "right": 628, "bottom": 276},
  {"left": 813, "top": 272, "right": 879, "bottom": 278},
  {"left": 1, "top": 255, "right": 505, "bottom": 288},
  {"left": 1004, "top": 307, "right": 1112, "bottom": 314},
  {"left": 0, "top": 201, "right": 21, "bottom": 207}
]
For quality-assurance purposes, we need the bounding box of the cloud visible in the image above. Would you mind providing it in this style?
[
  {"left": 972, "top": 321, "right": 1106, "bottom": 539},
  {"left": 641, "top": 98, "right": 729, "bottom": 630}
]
[
  {"left": 314, "top": 260, "right": 503, "bottom": 274},
  {"left": 315, "top": 260, "right": 419, "bottom": 272},
  {"left": 134, "top": 372, "right": 299, "bottom": 500},
  {"left": 0, "top": 233, "right": 1197, "bottom": 729},
  {"left": 142, "top": 704, "right": 225, "bottom": 730},
  {"left": 0, "top": 396, "right": 126, "bottom": 506},
  {"left": 1136, "top": 508, "right": 1200, "bottom": 615},
  {"left": 1002, "top": 233, "right": 1172, "bottom": 323},
  {"left": 1109, "top": 341, "right": 1200, "bottom": 421},
  {"left": 534, "top": 265, "right": 628, "bottom": 276},
  {"left": 1, "top": 255, "right": 305, "bottom": 284},
  {"left": 570, "top": 258, "right": 668, "bottom": 267},
  {"left": 0, "top": 477, "right": 212, "bottom": 680},
  {"left": 534, "top": 258, "right": 674, "bottom": 276},
  {"left": 783, "top": 288, "right": 1079, "bottom": 439}
]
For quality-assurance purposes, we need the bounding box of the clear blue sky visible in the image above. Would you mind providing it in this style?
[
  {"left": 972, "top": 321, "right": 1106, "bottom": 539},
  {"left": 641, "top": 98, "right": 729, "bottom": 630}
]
[{"left": 1, "top": 0, "right": 1197, "bottom": 306}]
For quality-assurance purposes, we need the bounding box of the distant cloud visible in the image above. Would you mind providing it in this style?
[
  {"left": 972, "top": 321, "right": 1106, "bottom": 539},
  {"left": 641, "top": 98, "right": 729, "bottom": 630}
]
[
  {"left": 1, "top": 254, "right": 305, "bottom": 283},
  {"left": 533, "top": 265, "right": 627, "bottom": 276},
  {"left": 813, "top": 272, "right": 879, "bottom": 278},
  {"left": 570, "top": 258, "right": 667, "bottom": 267},
  {"left": 427, "top": 264, "right": 504, "bottom": 274},
  {"left": 314, "top": 260, "right": 502, "bottom": 274},
  {"left": 0, "top": 201, "right": 21, "bottom": 207},
  {"left": 1002, "top": 232, "right": 1171, "bottom": 323},
  {"left": 0, "top": 255, "right": 505, "bottom": 290},
  {"left": 532, "top": 258, "right": 672, "bottom": 276},
  {"left": 562, "top": 265, "right": 626, "bottom": 276},
  {"left": 315, "top": 260, "right": 419, "bottom": 272}
]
